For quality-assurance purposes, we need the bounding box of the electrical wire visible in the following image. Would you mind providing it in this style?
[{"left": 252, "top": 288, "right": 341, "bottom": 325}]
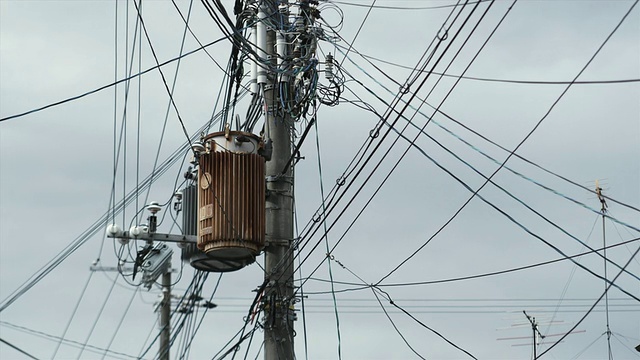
[
  {"left": 538, "top": 244, "right": 640, "bottom": 358},
  {"left": 99, "top": 287, "right": 140, "bottom": 360},
  {"left": 385, "top": 296, "right": 478, "bottom": 359},
  {"left": 171, "top": 0, "right": 227, "bottom": 74},
  {"left": 377, "top": 0, "right": 639, "bottom": 284},
  {"left": 313, "top": 111, "right": 342, "bottom": 360},
  {"left": 370, "top": 288, "right": 426, "bottom": 359},
  {"left": 75, "top": 272, "right": 119, "bottom": 359},
  {"left": 0, "top": 36, "right": 230, "bottom": 123},
  {"left": 132, "top": 0, "right": 195, "bottom": 159},
  {"left": 542, "top": 215, "right": 599, "bottom": 338},
  {"left": 140, "top": 0, "right": 195, "bottom": 217},
  {"left": 1, "top": 321, "right": 144, "bottom": 360},
  {"left": 0, "top": 99, "right": 234, "bottom": 313},
  {"left": 290, "top": 0, "right": 499, "bottom": 292},
  {"left": 306, "top": 237, "right": 640, "bottom": 289},
  {"left": 178, "top": 273, "right": 224, "bottom": 359},
  {"left": 334, "top": 39, "right": 640, "bottom": 216},
  {"left": 335, "top": 42, "right": 640, "bottom": 86},
  {"left": 50, "top": 271, "right": 94, "bottom": 359},
  {"left": 0, "top": 337, "right": 40, "bottom": 360},
  {"left": 280, "top": 0, "right": 483, "bottom": 288},
  {"left": 331, "top": 0, "right": 488, "bottom": 11},
  {"left": 334, "top": 73, "right": 639, "bottom": 284},
  {"left": 326, "top": 254, "right": 476, "bottom": 358},
  {"left": 337, "top": 0, "right": 376, "bottom": 67}
]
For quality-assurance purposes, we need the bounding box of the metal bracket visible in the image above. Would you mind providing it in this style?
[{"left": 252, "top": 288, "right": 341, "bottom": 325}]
[
  {"left": 265, "top": 236, "right": 291, "bottom": 246},
  {"left": 107, "top": 231, "right": 197, "bottom": 245}
]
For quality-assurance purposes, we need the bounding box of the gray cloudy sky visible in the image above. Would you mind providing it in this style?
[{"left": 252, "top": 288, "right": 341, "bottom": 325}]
[{"left": 1, "top": 0, "right": 639, "bottom": 359}]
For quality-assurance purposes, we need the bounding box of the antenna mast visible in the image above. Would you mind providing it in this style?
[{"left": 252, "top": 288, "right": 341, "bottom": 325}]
[
  {"left": 523, "top": 310, "right": 545, "bottom": 359},
  {"left": 596, "top": 180, "right": 613, "bottom": 359}
]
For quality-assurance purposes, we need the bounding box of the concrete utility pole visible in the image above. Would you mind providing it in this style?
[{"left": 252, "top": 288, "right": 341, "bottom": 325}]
[
  {"left": 159, "top": 271, "right": 171, "bottom": 360},
  {"left": 262, "top": 0, "right": 295, "bottom": 359}
]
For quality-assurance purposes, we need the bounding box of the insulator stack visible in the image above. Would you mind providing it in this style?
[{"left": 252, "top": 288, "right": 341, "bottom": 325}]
[
  {"left": 197, "top": 131, "right": 265, "bottom": 265},
  {"left": 325, "top": 53, "right": 334, "bottom": 81}
]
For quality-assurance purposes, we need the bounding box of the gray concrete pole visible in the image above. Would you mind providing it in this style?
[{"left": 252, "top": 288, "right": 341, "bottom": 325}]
[
  {"left": 159, "top": 271, "right": 171, "bottom": 360},
  {"left": 263, "top": 0, "right": 295, "bottom": 359}
]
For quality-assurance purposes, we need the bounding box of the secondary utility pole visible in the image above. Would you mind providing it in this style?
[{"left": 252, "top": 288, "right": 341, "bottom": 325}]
[
  {"left": 261, "top": 0, "right": 295, "bottom": 359},
  {"left": 159, "top": 271, "right": 171, "bottom": 360}
]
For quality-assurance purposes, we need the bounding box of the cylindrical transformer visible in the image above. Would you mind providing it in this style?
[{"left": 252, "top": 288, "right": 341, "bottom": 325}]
[
  {"left": 182, "top": 185, "right": 255, "bottom": 272},
  {"left": 197, "top": 131, "right": 265, "bottom": 262}
]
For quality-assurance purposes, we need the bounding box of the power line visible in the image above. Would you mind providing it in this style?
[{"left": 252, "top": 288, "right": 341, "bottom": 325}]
[
  {"left": 0, "top": 337, "right": 40, "bottom": 360},
  {"left": 50, "top": 272, "right": 94, "bottom": 358},
  {"left": 0, "top": 36, "right": 228, "bottom": 123},
  {"left": 76, "top": 270, "right": 119, "bottom": 359},
  {"left": 322, "top": 254, "right": 478, "bottom": 359},
  {"left": 370, "top": 288, "right": 426, "bottom": 359},
  {"left": 337, "top": 43, "right": 640, "bottom": 86},
  {"left": 100, "top": 287, "right": 140, "bottom": 360},
  {"left": 0, "top": 115, "right": 221, "bottom": 312},
  {"left": 315, "top": 75, "right": 640, "bottom": 290},
  {"left": 294, "top": 0, "right": 505, "bottom": 295},
  {"left": 289, "top": 0, "right": 488, "bottom": 289},
  {"left": 301, "top": 237, "right": 640, "bottom": 291},
  {"left": 334, "top": 34, "right": 640, "bottom": 216},
  {"left": 538, "top": 243, "right": 640, "bottom": 357},
  {"left": 313, "top": 111, "right": 343, "bottom": 360},
  {"left": 331, "top": 0, "right": 489, "bottom": 11},
  {"left": 132, "top": 0, "right": 194, "bottom": 156},
  {"left": 0, "top": 321, "right": 144, "bottom": 360},
  {"left": 377, "top": 0, "right": 639, "bottom": 285}
]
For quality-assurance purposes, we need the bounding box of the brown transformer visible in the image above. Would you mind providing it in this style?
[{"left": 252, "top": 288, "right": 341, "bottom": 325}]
[{"left": 197, "top": 130, "right": 265, "bottom": 268}]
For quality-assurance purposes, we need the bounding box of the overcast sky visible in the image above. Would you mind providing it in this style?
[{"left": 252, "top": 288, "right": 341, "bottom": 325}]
[{"left": 1, "top": 0, "right": 639, "bottom": 359}]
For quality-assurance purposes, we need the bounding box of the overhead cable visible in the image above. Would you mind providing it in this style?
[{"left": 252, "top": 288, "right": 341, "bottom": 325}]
[
  {"left": 538, "top": 244, "right": 640, "bottom": 357},
  {"left": 377, "top": 0, "right": 640, "bottom": 284},
  {"left": 0, "top": 36, "right": 228, "bottom": 123}
]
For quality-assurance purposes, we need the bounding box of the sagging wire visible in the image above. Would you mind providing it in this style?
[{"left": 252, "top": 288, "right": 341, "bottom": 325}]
[{"left": 286, "top": 0, "right": 489, "bottom": 291}]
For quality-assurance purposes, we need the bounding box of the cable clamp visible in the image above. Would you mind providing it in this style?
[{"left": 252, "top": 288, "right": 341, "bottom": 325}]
[{"left": 265, "top": 236, "right": 292, "bottom": 246}]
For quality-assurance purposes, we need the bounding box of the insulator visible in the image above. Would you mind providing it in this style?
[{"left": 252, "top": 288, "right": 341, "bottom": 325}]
[
  {"left": 256, "top": 6, "right": 268, "bottom": 84},
  {"left": 295, "top": 16, "right": 305, "bottom": 33},
  {"left": 325, "top": 53, "right": 334, "bottom": 81},
  {"left": 276, "top": 31, "right": 288, "bottom": 82},
  {"left": 250, "top": 27, "right": 258, "bottom": 93}
]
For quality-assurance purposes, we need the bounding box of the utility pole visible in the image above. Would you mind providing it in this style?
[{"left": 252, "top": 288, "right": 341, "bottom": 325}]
[
  {"left": 159, "top": 271, "right": 171, "bottom": 360},
  {"left": 261, "top": 0, "right": 295, "bottom": 359}
]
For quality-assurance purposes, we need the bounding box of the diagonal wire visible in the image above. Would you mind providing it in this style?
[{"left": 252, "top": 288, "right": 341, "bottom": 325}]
[
  {"left": 1, "top": 320, "right": 143, "bottom": 360},
  {"left": 538, "top": 244, "right": 640, "bottom": 358},
  {"left": 50, "top": 271, "right": 94, "bottom": 358},
  {"left": 142, "top": 0, "right": 196, "bottom": 209},
  {"left": 377, "top": 0, "right": 639, "bottom": 284},
  {"left": 100, "top": 287, "right": 140, "bottom": 360},
  {"left": 313, "top": 112, "right": 342, "bottom": 359},
  {"left": 76, "top": 272, "right": 119, "bottom": 359},
  {"left": 286, "top": 0, "right": 483, "bottom": 287},
  {"left": 0, "top": 337, "right": 40, "bottom": 360},
  {"left": 337, "top": 0, "right": 376, "bottom": 67}
]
